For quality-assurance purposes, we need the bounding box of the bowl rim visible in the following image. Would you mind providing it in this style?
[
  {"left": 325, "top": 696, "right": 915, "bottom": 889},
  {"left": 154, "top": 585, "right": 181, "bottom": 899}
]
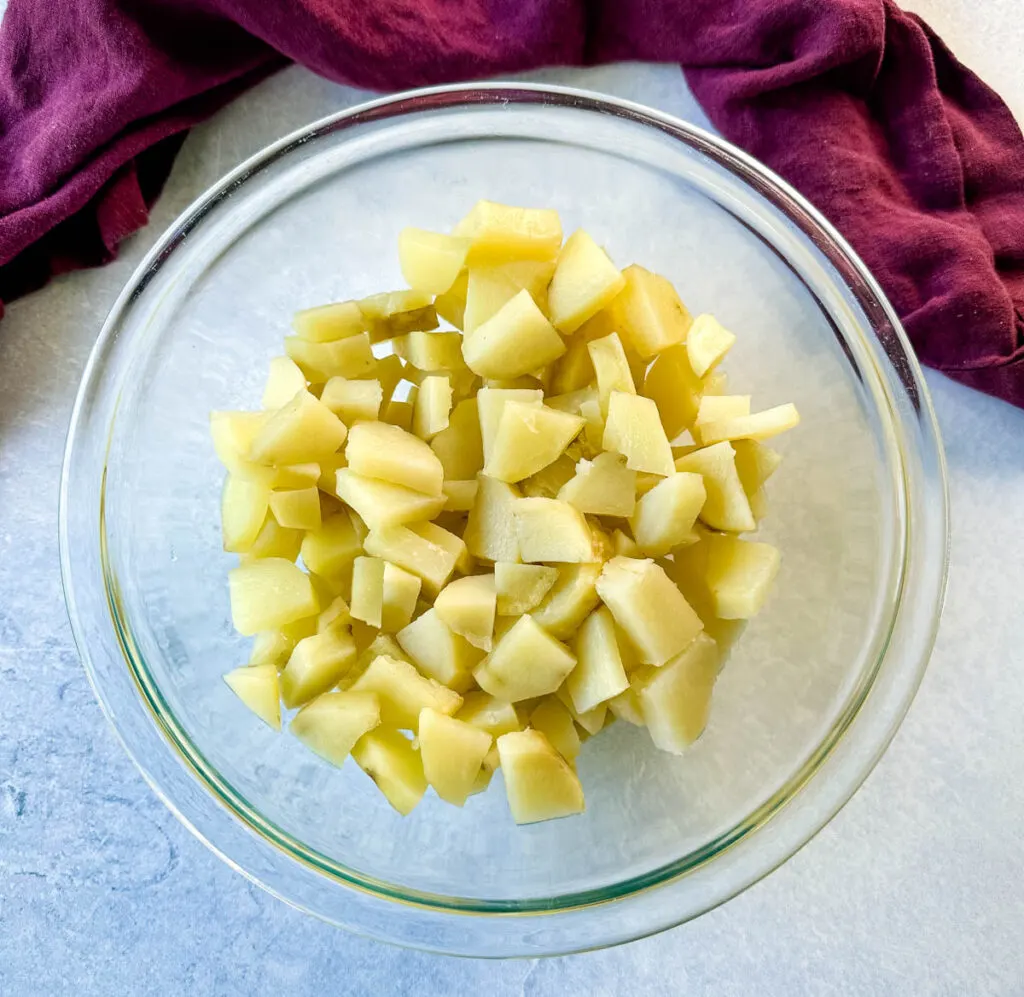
[{"left": 59, "top": 81, "right": 949, "bottom": 956}]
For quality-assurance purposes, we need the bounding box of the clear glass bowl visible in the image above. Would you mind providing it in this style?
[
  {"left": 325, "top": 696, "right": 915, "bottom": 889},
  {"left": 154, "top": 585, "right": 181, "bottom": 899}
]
[{"left": 59, "top": 84, "right": 948, "bottom": 957}]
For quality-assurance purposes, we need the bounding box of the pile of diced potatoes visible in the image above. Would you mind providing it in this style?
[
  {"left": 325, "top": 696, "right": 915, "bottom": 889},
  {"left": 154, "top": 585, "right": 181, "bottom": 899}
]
[{"left": 212, "top": 200, "right": 799, "bottom": 824}]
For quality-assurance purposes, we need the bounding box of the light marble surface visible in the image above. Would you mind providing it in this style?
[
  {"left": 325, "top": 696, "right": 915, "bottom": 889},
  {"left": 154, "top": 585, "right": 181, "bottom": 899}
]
[{"left": 2, "top": 3, "right": 1024, "bottom": 993}]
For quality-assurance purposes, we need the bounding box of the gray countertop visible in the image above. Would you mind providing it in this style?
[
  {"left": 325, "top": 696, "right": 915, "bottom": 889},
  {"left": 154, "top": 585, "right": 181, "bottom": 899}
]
[{"left": 2, "top": 2, "right": 1024, "bottom": 993}]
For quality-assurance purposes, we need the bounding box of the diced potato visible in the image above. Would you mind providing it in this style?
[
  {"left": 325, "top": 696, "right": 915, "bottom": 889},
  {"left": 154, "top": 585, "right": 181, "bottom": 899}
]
[
  {"left": 285, "top": 333, "right": 376, "bottom": 382},
  {"left": 555, "top": 685, "right": 609, "bottom": 735},
  {"left": 316, "top": 452, "right": 347, "bottom": 499},
  {"left": 595, "top": 557, "right": 703, "bottom": 665},
  {"left": 248, "top": 630, "right": 293, "bottom": 668},
  {"left": 588, "top": 332, "right": 636, "bottom": 416},
  {"left": 381, "top": 394, "right": 415, "bottom": 432},
  {"left": 473, "top": 616, "right": 576, "bottom": 702},
  {"left": 394, "top": 331, "right": 465, "bottom": 373},
  {"left": 430, "top": 398, "right": 484, "bottom": 480},
  {"left": 358, "top": 290, "right": 438, "bottom": 341},
  {"left": 248, "top": 390, "right": 348, "bottom": 467},
  {"left": 320, "top": 377, "right": 383, "bottom": 424},
  {"left": 476, "top": 387, "right": 544, "bottom": 464},
  {"left": 529, "top": 697, "right": 581, "bottom": 763},
  {"left": 463, "top": 475, "right": 521, "bottom": 563},
  {"left": 497, "top": 729, "right": 585, "bottom": 824},
  {"left": 317, "top": 594, "right": 352, "bottom": 633},
  {"left": 223, "top": 664, "right": 281, "bottom": 730},
  {"left": 547, "top": 230, "right": 626, "bottom": 333},
  {"left": 222, "top": 476, "right": 271, "bottom": 553},
  {"left": 433, "top": 574, "right": 496, "bottom": 651},
  {"left": 210, "top": 410, "right": 272, "bottom": 475},
  {"left": 280, "top": 626, "right": 359, "bottom": 708},
  {"left": 641, "top": 343, "right": 703, "bottom": 439},
  {"left": 350, "top": 556, "right": 386, "bottom": 627},
  {"left": 702, "top": 370, "right": 729, "bottom": 395},
  {"left": 629, "top": 472, "right": 706, "bottom": 556},
  {"left": 611, "top": 528, "right": 640, "bottom": 558},
  {"left": 455, "top": 201, "right": 562, "bottom": 264},
  {"left": 611, "top": 264, "right": 692, "bottom": 358},
  {"left": 696, "top": 394, "right": 750, "bottom": 426},
  {"left": 291, "top": 690, "right": 381, "bottom": 765},
  {"left": 300, "top": 511, "right": 361, "bottom": 579},
  {"left": 514, "top": 498, "right": 594, "bottom": 563},
  {"left": 442, "top": 480, "right": 478, "bottom": 512},
  {"left": 398, "top": 228, "right": 471, "bottom": 294},
  {"left": 269, "top": 486, "right": 322, "bottom": 531},
  {"left": 567, "top": 606, "right": 630, "bottom": 714},
  {"left": 530, "top": 562, "right": 602, "bottom": 639},
  {"left": 271, "top": 463, "right": 321, "bottom": 489},
  {"left": 412, "top": 375, "right": 452, "bottom": 440},
  {"left": 704, "top": 534, "right": 781, "bottom": 619},
  {"left": 557, "top": 452, "right": 636, "bottom": 517},
  {"left": 292, "top": 301, "right": 368, "bottom": 342},
  {"left": 408, "top": 520, "right": 472, "bottom": 574},
  {"left": 262, "top": 356, "right": 307, "bottom": 409},
  {"left": 602, "top": 392, "right": 674, "bottom": 477},
  {"left": 370, "top": 353, "right": 406, "bottom": 402},
  {"left": 350, "top": 654, "right": 462, "bottom": 730},
  {"left": 687, "top": 314, "right": 736, "bottom": 378},
  {"left": 733, "top": 439, "right": 782, "bottom": 493},
  {"left": 462, "top": 290, "right": 566, "bottom": 380},
  {"left": 674, "top": 442, "right": 756, "bottom": 532},
  {"left": 345, "top": 421, "right": 444, "bottom": 496},
  {"left": 352, "top": 728, "right": 428, "bottom": 815},
  {"left": 335, "top": 469, "right": 445, "bottom": 530},
  {"left": 633, "top": 632, "right": 719, "bottom": 752},
  {"left": 418, "top": 708, "right": 493, "bottom": 806},
  {"left": 363, "top": 525, "right": 459, "bottom": 597},
  {"left": 340, "top": 633, "right": 409, "bottom": 691},
  {"left": 463, "top": 267, "right": 514, "bottom": 336},
  {"left": 435, "top": 269, "right": 468, "bottom": 330},
  {"left": 456, "top": 692, "right": 522, "bottom": 737},
  {"left": 698, "top": 403, "right": 801, "bottom": 446},
  {"left": 396, "top": 607, "right": 484, "bottom": 690},
  {"left": 494, "top": 562, "right": 558, "bottom": 615},
  {"left": 380, "top": 563, "right": 422, "bottom": 633},
  {"left": 484, "top": 402, "right": 584, "bottom": 483},
  {"left": 521, "top": 453, "right": 577, "bottom": 499},
  {"left": 607, "top": 687, "right": 645, "bottom": 726},
  {"left": 229, "top": 558, "right": 318, "bottom": 635}
]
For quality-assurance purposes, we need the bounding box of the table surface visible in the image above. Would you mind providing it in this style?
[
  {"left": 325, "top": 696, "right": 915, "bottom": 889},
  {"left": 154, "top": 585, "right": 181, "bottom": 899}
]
[{"left": 2, "top": 2, "right": 1023, "bottom": 994}]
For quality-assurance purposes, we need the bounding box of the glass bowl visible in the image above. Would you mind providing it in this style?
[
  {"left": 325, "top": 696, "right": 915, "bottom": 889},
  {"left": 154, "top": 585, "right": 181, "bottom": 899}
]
[{"left": 59, "top": 84, "right": 948, "bottom": 957}]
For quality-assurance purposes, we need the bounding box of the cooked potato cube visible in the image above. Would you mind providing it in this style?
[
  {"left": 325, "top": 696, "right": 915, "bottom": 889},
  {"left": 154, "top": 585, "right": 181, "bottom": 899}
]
[
  {"left": 494, "top": 562, "right": 558, "bottom": 615},
  {"left": 475, "top": 387, "right": 544, "bottom": 464},
  {"left": 529, "top": 697, "right": 581, "bottom": 763},
  {"left": 221, "top": 476, "right": 271, "bottom": 553},
  {"left": 686, "top": 314, "right": 737, "bottom": 377},
  {"left": 674, "top": 442, "right": 756, "bottom": 532},
  {"left": 223, "top": 664, "right": 281, "bottom": 730},
  {"left": 358, "top": 290, "right": 437, "bottom": 341},
  {"left": 430, "top": 398, "right": 484, "bottom": 480},
  {"left": 320, "top": 377, "right": 383, "bottom": 424},
  {"left": 641, "top": 343, "right": 703, "bottom": 439},
  {"left": 292, "top": 300, "right": 367, "bottom": 342},
  {"left": 547, "top": 230, "right": 626, "bottom": 333},
  {"left": 335, "top": 470, "right": 445, "bottom": 530},
  {"left": 497, "top": 729, "right": 585, "bottom": 824},
  {"left": 633, "top": 632, "right": 719, "bottom": 752},
  {"left": 483, "top": 402, "right": 584, "bottom": 483},
  {"left": 229, "top": 558, "right": 318, "bottom": 635},
  {"left": 612, "top": 264, "right": 692, "bottom": 358},
  {"left": 340, "top": 634, "right": 409, "bottom": 691},
  {"left": 350, "top": 556, "right": 386, "bottom": 627},
  {"left": 435, "top": 269, "right": 469, "bottom": 330},
  {"left": 521, "top": 453, "right": 577, "bottom": 499},
  {"left": 463, "top": 475, "right": 521, "bottom": 563},
  {"left": 396, "top": 608, "right": 484, "bottom": 690},
  {"left": 300, "top": 511, "right": 361, "bottom": 579},
  {"left": 381, "top": 394, "right": 415, "bottom": 432},
  {"left": 473, "top": 616, "right": 576, "bottom": 702},
  {"left": 602, "top": 392, "right": 674, "bottom": 477},
  {"left": 462, "top": 290, "right": 566, "bottom": 380},
  {"left": 269, "top": 486, "right": 321, "bottom": 531},
  {"left": 456, "top": 691, "right": 522, "bottom": 737},
  {"left": 514, "top": 498, "right": 594, "bottom": 563},
  {"left": 567, "top": 606, "right": 630, "bottom": 714},
  {"left": 698, "top": 403, "right": 801, "bottom": 446},
  {"left": 350, "top": 654, "right": 462, "bottom": 730},
  {"left": 463, "top": 266, "right": 516, "bottom": 336},
  {"left": 378, "top": 563, "right": 421, "bottom": 633},
  {"left": 291, "top": 690, "right": 381, "bottom": 765},
  {"left": 418, "top": 708, "right": 493, "bottom": 806},
  {"left": 455, "top": 200, "right": 562, "bottom": 264},
  {"left": 588, "top": 332, "right": 636, "bottom": 416},
  {"left": 610, "top": 528, "right": 641, "bottom": 558},
  {"left": 555, "top": 685, "right": 609, "bottom": 735},
  {"left": 248, "top": 629, "right": 293, "bottom": 667},
  {"left": 607, "top": 686, "right": 645, "bottom": 726},
  {"left": 442, "top": 480, "right": 478, "bottom": 512},
  {"left": 363, "top": 525, "right": 459, "bottom": 597},
  {"left": 696, "top": 393, "right": 750, "bottom": 426},
  {"left": 702, "top": 370, "right": 729, "bottom": 395},
  {"left": 596, "top": 557, "right": 703, "bottom": 665},
  {"left": 530, "top": 562, "right": 602, "bottom": 639},
  {"left": 369, "top": 353, "right": 406, "bottom": 402},
  {"left": 557, "top": 452, "right": 636, "bottom": 517},
  {"left": 629, "top": 472, "right": 705, "bottom": 556},
  {"left": 249, "top": 390, "right": 348, "bottom": 466},
  {"left": 433, "top": 574, "right": 496, "bottom": 651},
  {"left": 317, "top": 594, "right": 352, "bottom": 633},
  {"left": 408, "top": 519, "right": 472, "bottom": 574},
  {"left": 280, "top": 626, "right": 359, "bottom": 708},
  {"left": 285, "top": 333, "right": 376, "bottom": 382},
  {"left": 398, "top": 228, "right": 471, "bottom": 294},
  {"left": 345, "top": 421, "right": 444, "bottom": 496},
  {"left": 352, "top": 728, "right": 428, "bottom": 815},
  {"left": 733, "top": 439, "right": 783, "bottom": 493},
  {"left": 412, "top": 374, "right": 452, "bottom": 440},
  {"left": 210, "top": 410, "right": 272, "bottom": 475},
  {"left": 704, "top": 534, "right": 781, "bottom": 619},
  {"left": 262, "top": 356, "right": 307, "bottom": 409},
  {"left": 394, "top": 330, "right": 464, "bottom": 373}
]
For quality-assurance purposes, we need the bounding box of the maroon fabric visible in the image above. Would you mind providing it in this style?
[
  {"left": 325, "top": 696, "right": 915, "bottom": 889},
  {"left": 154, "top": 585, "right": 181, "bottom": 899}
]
[{"left": 2, "top": 1, "right": 1023, "bottom": 405}]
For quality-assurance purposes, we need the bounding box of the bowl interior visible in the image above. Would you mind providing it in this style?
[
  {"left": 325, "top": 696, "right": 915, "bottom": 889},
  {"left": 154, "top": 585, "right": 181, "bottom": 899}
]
[{"left": 98, "top": 97, "right": 902, "bottom": 906}]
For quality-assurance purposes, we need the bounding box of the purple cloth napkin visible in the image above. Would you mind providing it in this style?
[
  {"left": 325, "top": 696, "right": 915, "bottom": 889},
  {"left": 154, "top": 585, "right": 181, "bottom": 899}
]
[{"left": 1, "top": 0, "right": 1023, "bottom": 405}]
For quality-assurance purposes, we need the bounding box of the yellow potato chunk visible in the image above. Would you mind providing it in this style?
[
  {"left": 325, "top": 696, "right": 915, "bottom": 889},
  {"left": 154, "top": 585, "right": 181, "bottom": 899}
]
[
  {"left": 704, "top": 534, "right": 781, "bottom": 619},
  {"left": 248, "top": 630, "right": 293, "bottom": 667},
  {"left": 280, "top": 626, "right": 359, "bottom": 708},
  {"left": 703, "top": 370, "right": 729, "bottom": 395},
  {"left": 409, "top": 520, "right": 472, "bottom": 574},
  {"left": 269, "top": 486, "right": 321, "bottom": 531},
  {"left": 442, "top": 480, "right": 478, "bottom": 512},
  {"left": 398, "top": 228, "right": 471, "bottom": 294},
  {"left": 249, "top": 390, "right": 348, "bottom": 466},
  {"left": 595, "top": 557, "right": 703, "bottom": 665},
  {"left": 271, "top": 463, "right": 321, "bottom": 489},
  {"left": 463, "top": 475, "right": 521, "bottom": 563},
  {"left": 473, "top": 616, "right": 576, "bottom": 702},
  {"left": 335, "top": 469, "right": 445, "bottom": 530},
  {"left": 229, "top": 558, "right": 318, "bottom": 636},
  {"left": 557, "top": 451, "right": 636, "bottom": 517},
  {"left": 633, "top": 632, "right": 718, "bottom": 750},
  {"left": 210, "top": 410, "right": 271, "bottom": 475},
  {"left": 476, "top": 387, "right": 544, "bottom": 464},
  {"left": 434, "top": 269, "right": 468, "bottom": 330},
  {"left": 611, "top": 264, "right": 692, "bottom": 358},
  {"left": 611, "top": 528, "right": 641, "bottom": 558},
  {"left": 262, "top": 356, "right": 307, "bottom": 409},
  {"left": 430, "top": 397, "right": 484, "bottom": 480},
  {"left": 455, "top": 200, "right": 563, "bottom": 264},
  {"left": 698, "top": 403, "right": 801, "bottom": 446},
  {"left": 350, "top": 556, "right": 386, "bottom": 627},
  {"left": 339, "top": 634, "right": 409, "bottom": 691},
  {"left": 588, "top": 332, "right": 636, "bottom": 416},
  {"left": 350, "top": 654, "right": 462, "bottom": 731},
  {"left": 300, "top": 511, "right": 361, "bottom": 579},
  {"left": 641, "top": 342, "right": 703, "bottom": 439},
  {"left": 567, "top": 606, "right": 630, "bottom": 715},
  {"left": 686, "top": 314, "right": 737, "bottom": 377},
  {"left": 674, "top": 442, "right": 756, "bottom": 533},
  {"left": 291, "top": 690, "right": 381, "bottom": 766},
  {"left": 418, "top": 708, "right": 493, "bottom": 807},
  {"left": 380, "top": 562, "right": 422, "bottom": 633},
  {"left": 285, "top": 333, "right": 376, "bottom": 382},
  {"left": 607, "top": 686, "right": 645, "bottom": 726},
  {"left": 733, "top": 439, "right": 783, "bottom": 492},
  {"left": 456, "top": 691, "right": 522, "bottom": 737},
  {"left": 514, "top": 498, "right": 594, "bottom": 563},
  {"left": 352, "top": 728, "right": 427, "bottom": 816},
  {"left": 602, "top": 392, "right": 674, "bottom": 477},
  {"left": 381, "top": 395, "right": 415, "bottom": 433},
  {"left": 292, "top": 300, "right": 368, "bottom": 342},
  {"left": 629, "top": 472, "right": 706, "bottom": 556},
  {"left": 463, "top": 260, "right": 556, "bottom": 335},
  {"left": 357, "top": 290, "right": 437, "bottom": 341},
  {"left": 497, "top": 729, "right": 585, "bottom": 824},
  {"left": 363, "top": 524, "right": 459, "bottom": 597},
  {"left": 530, "top": 562, "right": 602, "bottom": 640},
  {"left": 345, "top": 421, "right": 444, "bottom": 496},
  {"left": 494, "top": 562, "right": 558, "bottom": 615},
  {"left": 317, "top": 594, "right": 352, "bottom": 633},
  {"left": 393, "top": 330, "right": 464, "bottom": 373},
  {"left": 547, "top": 230, "right": 626, "bottom": 333},
  {"left": 221, "top": 476, "right": 270, "bottom": 553},
  {"left": 555, "top": 686, "right": 609, "bottom": 735},
  {"left": 412, "top": 374, "right": 452, "bottom": 441},
  {"left": 462, "top": 290, "right": 566, "bottom": 380},
  {"left": 223, "top": 664, "right": 281, "bottom": 730},
  {"left": 320, "top": 377, "right": 383, "bottom": 424},
  {"left": 521, "top": 453, "right": 577, "bottom": 499},
  {"left": 434, "top": 574, "right": 496, "bottom": 651},
  {"left": 693, "top": 394, "right": 750, "bottom": 446},
  {"left": 396, "top": 607, "right": 484, "bottom": 690},
  {"left": 483, "top": 402, "right": 584, "bottom": 483},
  {"left": 529, "top": 697, "right": 581, "bottom": 763}
]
